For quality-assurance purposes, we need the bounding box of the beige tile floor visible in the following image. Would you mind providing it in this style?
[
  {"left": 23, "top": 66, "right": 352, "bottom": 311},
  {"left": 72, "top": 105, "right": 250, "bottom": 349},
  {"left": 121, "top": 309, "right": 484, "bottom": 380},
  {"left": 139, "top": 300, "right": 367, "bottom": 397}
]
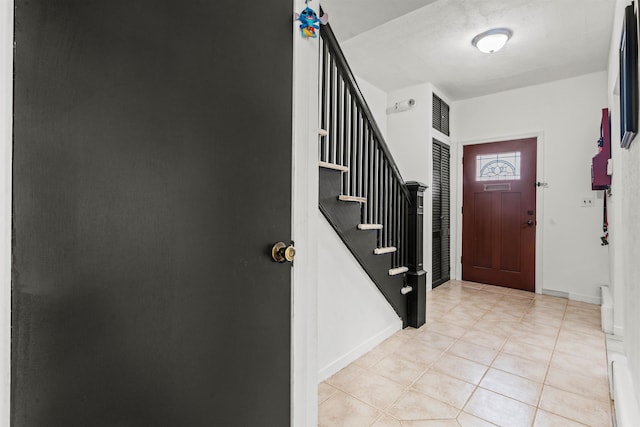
[{"left": 318, "top": 280, "right": 613, "bottom": 427}]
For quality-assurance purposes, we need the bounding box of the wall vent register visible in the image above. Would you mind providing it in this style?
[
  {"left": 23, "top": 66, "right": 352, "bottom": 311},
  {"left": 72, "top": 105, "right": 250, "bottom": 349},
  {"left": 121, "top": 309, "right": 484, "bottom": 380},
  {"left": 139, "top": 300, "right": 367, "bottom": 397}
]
[{"left": 432, "top": 93, "right": 450, "bottom": 136}]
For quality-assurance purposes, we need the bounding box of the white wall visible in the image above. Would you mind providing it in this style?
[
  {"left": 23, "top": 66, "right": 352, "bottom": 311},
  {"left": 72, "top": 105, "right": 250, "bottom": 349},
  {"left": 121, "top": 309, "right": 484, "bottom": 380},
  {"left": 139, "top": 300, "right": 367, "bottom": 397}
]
[
  {"left": 607, "top": 0, "right": 631, "bottom": 343},
  {"left": 386, "top": 84, "right": 432, "bottom": 289},
  {"left": 317, "top": 213, "right": 401, "bottom": 381},
  {"left": 453, "top": 72, "right": 610, "bottom": 302},
  {"left": 1, "top": 0, "right": 12, "bottom": 421},
  {"left": 386, "top": 83, "right": 455, "bottom": 290},
  {"left": 386, "top": 83, "right": 432, "bottom": 185},
  {"left": 316, "top": 75, "right": 404, "bottom": 381},
  {"left": 356, "top": 76, "right": 388, "bottom": 138},
  {"left": 617, "top": 98, "right": 640, "bottom": 415},
  {"left": 606, "top": 0, "right": 640, "bottom": 414}
]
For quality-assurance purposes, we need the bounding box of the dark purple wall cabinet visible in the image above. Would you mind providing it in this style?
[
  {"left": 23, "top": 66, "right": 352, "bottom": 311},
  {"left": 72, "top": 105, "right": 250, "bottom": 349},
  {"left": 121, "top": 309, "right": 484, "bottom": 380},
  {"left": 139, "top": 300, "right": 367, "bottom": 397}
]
[{"left": 592, "top": 108, "right": 612, "bottom": 190}]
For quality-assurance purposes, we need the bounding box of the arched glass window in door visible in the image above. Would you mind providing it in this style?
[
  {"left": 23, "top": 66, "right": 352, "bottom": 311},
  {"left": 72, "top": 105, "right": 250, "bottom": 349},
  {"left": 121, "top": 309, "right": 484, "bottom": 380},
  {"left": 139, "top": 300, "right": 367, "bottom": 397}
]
[{"left": 476, "top": 152, "right": 521, "bottom": 181}]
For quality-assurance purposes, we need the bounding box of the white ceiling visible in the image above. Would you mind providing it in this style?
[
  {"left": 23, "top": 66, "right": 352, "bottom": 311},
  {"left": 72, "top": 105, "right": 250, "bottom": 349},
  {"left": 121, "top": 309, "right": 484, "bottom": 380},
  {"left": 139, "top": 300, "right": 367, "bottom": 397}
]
[{"left": 321, "top": 0, "right": 616, "bottom": 101}]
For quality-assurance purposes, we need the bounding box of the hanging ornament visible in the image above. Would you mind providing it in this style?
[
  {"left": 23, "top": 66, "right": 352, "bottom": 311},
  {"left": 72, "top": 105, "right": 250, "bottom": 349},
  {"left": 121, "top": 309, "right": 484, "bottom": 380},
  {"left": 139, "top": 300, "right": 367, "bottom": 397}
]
[{"left": 294, "top": 1, "right": 328, "bottom": 39}]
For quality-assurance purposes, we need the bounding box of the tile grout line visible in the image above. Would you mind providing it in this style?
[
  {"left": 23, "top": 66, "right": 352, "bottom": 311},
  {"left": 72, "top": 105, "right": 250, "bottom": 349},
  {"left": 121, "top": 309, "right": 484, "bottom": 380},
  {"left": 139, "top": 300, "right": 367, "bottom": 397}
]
[
  {"left": 529, "top": 299, "right": 566, "bottom": 425},
  {"left": 320, "top": 281, "right": 609, "bottom": 427}
]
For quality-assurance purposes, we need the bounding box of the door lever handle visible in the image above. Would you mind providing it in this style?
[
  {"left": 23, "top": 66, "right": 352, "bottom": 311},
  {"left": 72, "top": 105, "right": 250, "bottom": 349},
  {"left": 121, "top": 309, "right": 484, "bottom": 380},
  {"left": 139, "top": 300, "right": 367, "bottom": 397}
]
[{"left": 521, "top": 219, "right": 534, "bottom": 228}]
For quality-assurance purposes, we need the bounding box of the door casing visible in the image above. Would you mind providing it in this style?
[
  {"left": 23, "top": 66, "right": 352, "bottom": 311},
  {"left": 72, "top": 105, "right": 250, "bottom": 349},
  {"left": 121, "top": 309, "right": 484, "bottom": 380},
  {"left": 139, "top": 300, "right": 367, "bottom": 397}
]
[{"left": 291, "top": 0, "right": 321, "bottom": 422}]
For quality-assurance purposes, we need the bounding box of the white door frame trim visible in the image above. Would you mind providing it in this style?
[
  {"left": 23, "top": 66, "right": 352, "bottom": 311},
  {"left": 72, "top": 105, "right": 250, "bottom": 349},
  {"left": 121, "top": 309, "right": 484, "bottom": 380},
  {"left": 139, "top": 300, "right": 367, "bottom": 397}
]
[
  {"left": 1, "top": 0, "right": 13, "bottom": 421},
  {"left": 454, "top": 131, "right": 545, "bottom": 294},
  {"left": 291, "top": 0, "right": 320, "bottom": 422}
]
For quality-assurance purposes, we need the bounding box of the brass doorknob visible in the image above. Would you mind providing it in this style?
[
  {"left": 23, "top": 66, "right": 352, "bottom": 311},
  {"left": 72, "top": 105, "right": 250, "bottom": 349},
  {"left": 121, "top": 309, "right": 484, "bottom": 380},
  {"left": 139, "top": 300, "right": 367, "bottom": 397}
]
[{"left": 272, "top": 242, "right": 296, "bottom": 263}]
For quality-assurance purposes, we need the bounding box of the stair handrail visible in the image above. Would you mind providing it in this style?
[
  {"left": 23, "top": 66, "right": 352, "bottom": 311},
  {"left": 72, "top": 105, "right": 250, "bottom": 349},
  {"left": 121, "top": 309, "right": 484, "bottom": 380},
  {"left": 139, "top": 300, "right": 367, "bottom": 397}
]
[{"left": 320, "top": 20, "right": 411, "bottom": 200}]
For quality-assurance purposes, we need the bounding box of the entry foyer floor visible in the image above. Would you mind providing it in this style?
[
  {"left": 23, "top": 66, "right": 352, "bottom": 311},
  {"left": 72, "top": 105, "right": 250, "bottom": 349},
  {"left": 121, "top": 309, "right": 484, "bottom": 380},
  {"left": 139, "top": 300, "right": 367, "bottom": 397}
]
[{"left": 318, "top": 280, "right": 612, "bottom": 426}]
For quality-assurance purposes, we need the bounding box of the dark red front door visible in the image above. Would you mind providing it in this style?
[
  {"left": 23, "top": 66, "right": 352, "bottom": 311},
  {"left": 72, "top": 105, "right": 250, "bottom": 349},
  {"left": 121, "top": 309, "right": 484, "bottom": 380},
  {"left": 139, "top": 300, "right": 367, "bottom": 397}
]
[{"left": 462, "top": 138, "right": 537, "bottom": 291}]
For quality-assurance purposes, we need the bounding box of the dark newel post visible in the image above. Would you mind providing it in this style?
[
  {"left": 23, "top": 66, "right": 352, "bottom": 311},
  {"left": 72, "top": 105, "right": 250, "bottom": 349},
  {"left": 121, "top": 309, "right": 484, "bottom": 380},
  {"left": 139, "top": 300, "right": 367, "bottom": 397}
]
[{"left": 406, "top": 181, "right": 427, "bottom": 328}]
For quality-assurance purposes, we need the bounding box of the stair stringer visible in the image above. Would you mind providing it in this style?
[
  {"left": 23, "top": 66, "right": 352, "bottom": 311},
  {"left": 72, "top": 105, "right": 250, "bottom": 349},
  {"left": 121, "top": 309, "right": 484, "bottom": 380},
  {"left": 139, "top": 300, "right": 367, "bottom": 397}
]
[{"left": 319, "top": 168, "right": 409, "bottom": 325}]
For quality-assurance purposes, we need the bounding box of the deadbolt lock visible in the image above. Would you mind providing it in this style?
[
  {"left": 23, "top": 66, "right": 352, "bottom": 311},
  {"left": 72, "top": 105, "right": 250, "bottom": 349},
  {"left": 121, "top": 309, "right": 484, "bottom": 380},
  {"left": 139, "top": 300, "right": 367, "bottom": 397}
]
[{"left": 272, "top": 242, "right": 296, "bottom": 263}]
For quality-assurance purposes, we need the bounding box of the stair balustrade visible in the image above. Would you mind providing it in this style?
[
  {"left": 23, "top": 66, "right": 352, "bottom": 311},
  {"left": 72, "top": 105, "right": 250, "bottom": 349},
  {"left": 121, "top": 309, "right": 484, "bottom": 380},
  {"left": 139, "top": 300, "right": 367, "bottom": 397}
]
[{"left": 318, "top": 21, "right": 426, "bottom": 328}]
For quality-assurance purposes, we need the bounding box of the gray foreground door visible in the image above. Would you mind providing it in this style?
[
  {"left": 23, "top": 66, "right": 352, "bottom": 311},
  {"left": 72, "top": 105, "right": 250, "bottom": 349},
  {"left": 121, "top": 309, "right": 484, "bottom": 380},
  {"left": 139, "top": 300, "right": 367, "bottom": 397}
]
[{"left": 12, "top": 1, "right": 293, "bottom": 425}]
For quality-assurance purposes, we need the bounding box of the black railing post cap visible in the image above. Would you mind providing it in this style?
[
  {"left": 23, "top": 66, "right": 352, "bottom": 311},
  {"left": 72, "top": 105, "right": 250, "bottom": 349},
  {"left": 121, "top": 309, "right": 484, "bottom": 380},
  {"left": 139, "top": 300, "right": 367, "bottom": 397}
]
[{"left": 406, "top": 181, "right": 428, "bottom": 192}]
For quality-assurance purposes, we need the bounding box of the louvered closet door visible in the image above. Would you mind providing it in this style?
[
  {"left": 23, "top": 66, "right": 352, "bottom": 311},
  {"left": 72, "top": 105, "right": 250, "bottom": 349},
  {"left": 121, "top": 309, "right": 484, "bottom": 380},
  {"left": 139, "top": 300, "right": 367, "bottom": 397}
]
[{"left": 432, "top": 139, "right": 451, "bottom": 288}]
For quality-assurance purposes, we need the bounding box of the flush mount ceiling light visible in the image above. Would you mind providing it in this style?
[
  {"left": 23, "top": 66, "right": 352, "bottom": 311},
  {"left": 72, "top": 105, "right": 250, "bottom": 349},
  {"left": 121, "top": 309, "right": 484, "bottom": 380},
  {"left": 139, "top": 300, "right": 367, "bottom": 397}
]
[{"left": 471, "top": 28, "right": 513, "bottom": 53}]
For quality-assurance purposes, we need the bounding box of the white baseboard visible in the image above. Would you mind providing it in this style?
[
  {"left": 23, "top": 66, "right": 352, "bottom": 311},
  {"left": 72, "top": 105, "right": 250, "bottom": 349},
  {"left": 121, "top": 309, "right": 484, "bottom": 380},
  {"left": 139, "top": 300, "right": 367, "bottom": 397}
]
[
  {"left": 569, "top": 292, "right": 601, "bottom": 305},
  {"left": 542, "top": 289, "right": 569, "bottom": 299},
  {"left": 541, "top": 288, "right": 601, "bottom": 305},
  {"left": 601, "top": 286, "right": 613, "bottom": 334},
  {"left": 317, "top": 321, "right": 401, "bottom": 382},
  {"left": 611, "top": 356, "right": 640, "bottom": 426}
]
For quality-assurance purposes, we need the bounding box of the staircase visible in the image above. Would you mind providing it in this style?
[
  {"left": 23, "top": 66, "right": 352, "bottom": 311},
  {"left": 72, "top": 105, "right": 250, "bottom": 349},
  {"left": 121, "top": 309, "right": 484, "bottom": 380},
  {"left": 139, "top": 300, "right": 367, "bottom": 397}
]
[{"left": 318, "top": 22, "right": 427, "bottom": 328}]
